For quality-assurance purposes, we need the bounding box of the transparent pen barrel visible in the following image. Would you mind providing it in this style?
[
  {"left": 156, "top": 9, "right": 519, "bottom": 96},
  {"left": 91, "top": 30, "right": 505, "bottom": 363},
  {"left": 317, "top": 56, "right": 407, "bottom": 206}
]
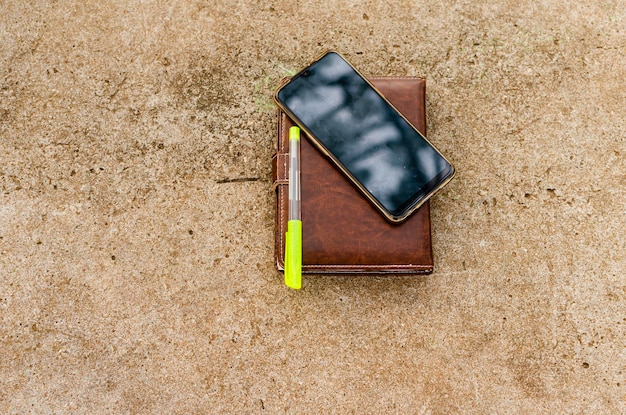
[{"left": 288, "top": 138, "right": 301, "bottom": 221}]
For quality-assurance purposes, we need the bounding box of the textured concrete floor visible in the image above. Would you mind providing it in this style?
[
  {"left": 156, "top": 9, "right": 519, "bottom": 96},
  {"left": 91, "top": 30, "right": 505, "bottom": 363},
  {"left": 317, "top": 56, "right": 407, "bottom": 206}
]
[{"left": 1, "top": 0, "right": 625, "bottom": 413}]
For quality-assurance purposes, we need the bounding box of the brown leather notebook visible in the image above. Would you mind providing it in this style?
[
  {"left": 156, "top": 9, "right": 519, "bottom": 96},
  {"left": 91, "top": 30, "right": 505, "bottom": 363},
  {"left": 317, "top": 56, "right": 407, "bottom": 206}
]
[{"left": 272, "top": 77, "right": 433, "bottom": 274}]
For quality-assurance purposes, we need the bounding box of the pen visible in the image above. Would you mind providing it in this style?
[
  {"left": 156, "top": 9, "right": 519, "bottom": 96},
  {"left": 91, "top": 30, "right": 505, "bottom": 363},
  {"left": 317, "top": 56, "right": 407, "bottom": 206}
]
[{"left": 284, "top": 126, "right": 302, "bottom": 289}]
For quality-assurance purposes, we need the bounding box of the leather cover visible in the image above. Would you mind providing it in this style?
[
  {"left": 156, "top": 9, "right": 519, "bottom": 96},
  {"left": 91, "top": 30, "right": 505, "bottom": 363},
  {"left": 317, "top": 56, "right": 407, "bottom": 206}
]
[{"left": 273, "top": 77, "right": 433, "bottom": 274}]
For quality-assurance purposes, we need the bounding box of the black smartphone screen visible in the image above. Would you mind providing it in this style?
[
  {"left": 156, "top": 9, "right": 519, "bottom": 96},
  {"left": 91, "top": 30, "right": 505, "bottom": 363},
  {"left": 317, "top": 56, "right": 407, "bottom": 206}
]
[{"left": 276, "top": 52, "right": 454, "bottom": 221}]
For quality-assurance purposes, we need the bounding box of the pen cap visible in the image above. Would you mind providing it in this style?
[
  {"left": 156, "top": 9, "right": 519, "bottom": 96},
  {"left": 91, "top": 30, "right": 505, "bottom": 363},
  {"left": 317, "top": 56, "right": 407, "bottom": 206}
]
[{"left": 284, "top": 220, "right": 302, "bottom": 289}]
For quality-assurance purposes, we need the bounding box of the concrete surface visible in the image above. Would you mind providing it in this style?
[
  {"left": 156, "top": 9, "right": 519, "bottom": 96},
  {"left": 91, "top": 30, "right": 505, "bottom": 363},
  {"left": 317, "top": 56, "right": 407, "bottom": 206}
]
[{"left": 1, "top": 0, "right": 625, "bottom": 413}]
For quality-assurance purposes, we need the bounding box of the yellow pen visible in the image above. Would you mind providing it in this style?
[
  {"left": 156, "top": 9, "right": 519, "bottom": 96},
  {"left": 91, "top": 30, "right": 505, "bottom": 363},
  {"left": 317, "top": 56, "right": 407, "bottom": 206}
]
[{"left": 284, "top": 126, "right": 302, "bottom": 289}]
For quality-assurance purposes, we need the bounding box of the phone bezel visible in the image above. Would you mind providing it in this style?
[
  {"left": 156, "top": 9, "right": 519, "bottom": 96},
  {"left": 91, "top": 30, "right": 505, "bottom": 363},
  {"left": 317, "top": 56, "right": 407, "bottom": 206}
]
[{"left": 274, "top": 51, "right": 455, "bottom": 223}]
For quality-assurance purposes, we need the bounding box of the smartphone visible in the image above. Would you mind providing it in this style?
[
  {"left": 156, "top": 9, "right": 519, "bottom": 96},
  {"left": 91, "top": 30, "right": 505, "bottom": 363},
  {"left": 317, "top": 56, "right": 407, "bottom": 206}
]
[{"left": 274, "top": 51, "right": 455, "bottom": 223}]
